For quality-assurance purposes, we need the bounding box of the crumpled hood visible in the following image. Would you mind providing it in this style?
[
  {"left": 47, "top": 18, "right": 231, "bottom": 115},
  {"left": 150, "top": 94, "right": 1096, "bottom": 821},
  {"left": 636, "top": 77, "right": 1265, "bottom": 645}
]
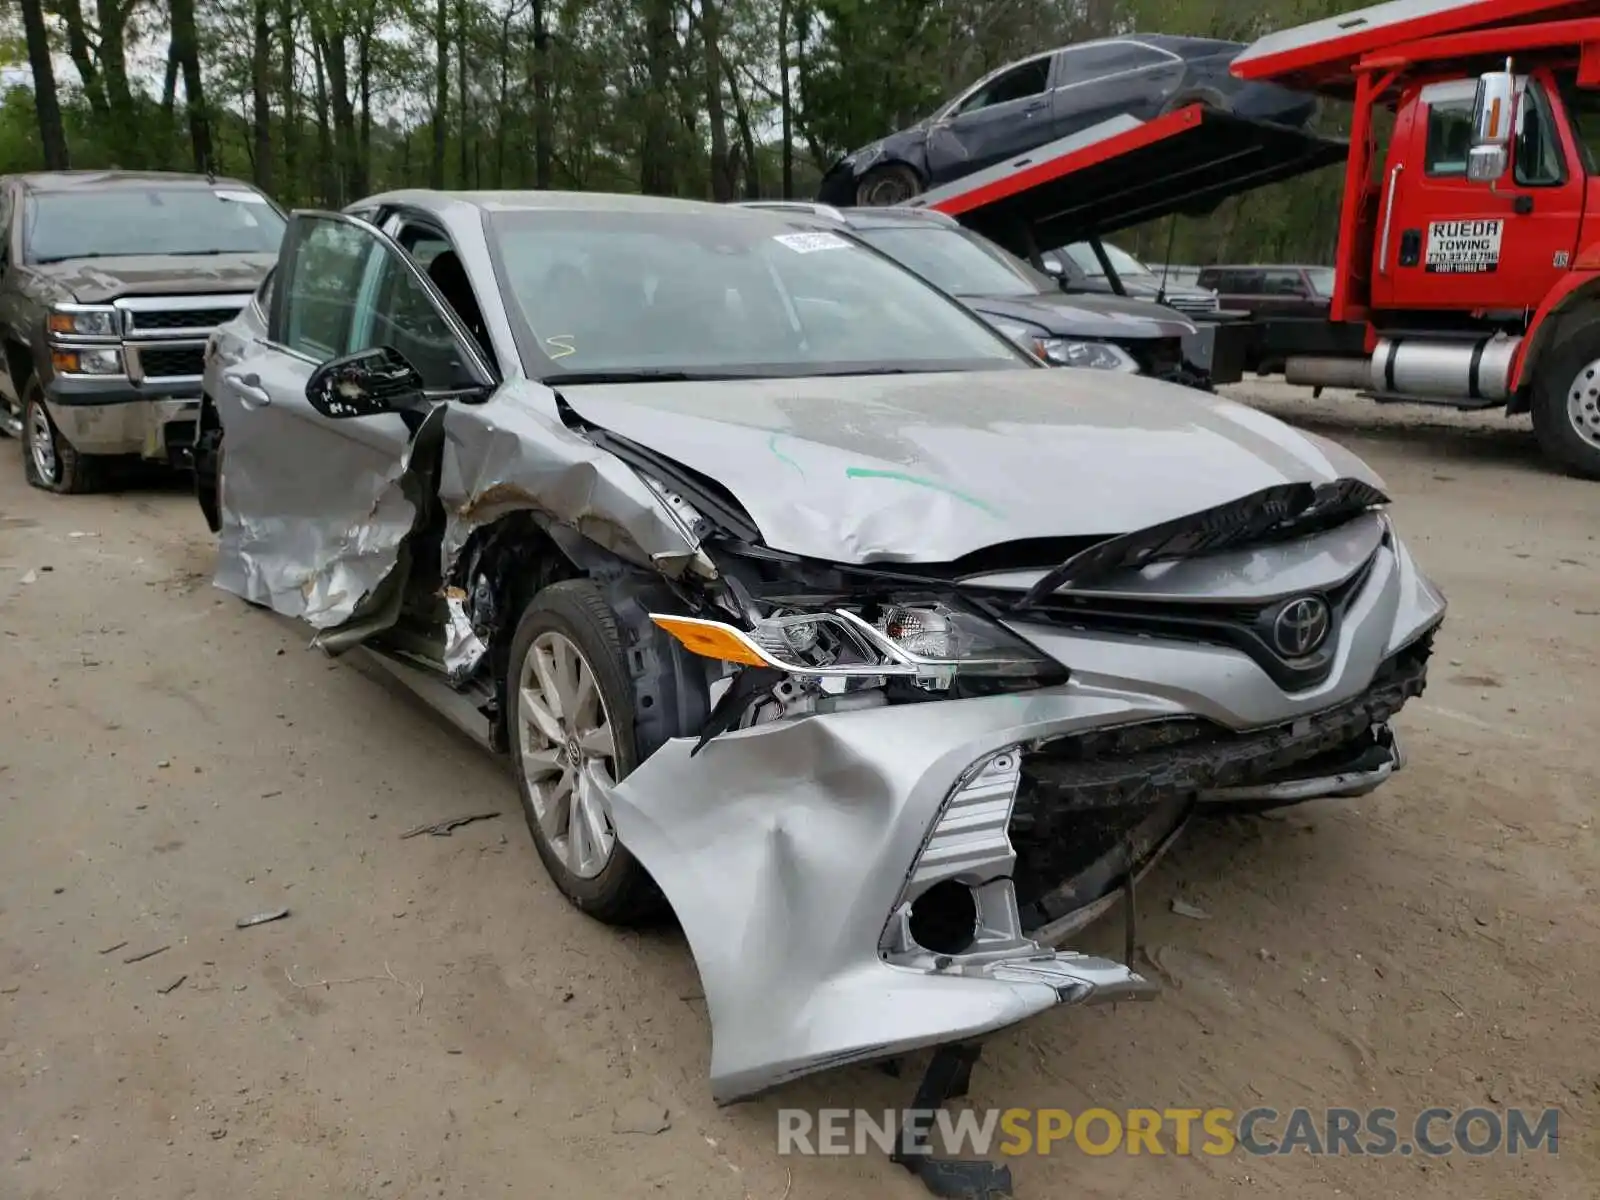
[
  {"left": 28, "top": 252, "right": 276, "bottom": 303},
  {"left": 556, "top": 369, "right": 1382, "bottom": 564},
  {"left": 961, "top": 291, "right": 1195, "bottom": 340}
]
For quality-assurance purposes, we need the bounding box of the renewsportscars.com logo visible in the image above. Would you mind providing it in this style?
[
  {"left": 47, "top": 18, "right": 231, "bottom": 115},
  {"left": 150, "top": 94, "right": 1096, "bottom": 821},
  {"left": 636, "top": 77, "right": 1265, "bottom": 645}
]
[{"left": 777, "top": 1106, "right": 1560, "bottom": 1158}]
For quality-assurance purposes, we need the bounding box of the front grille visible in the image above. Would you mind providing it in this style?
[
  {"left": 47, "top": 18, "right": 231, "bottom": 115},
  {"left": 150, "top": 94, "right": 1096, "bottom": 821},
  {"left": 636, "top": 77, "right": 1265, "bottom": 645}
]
[
  {"left": 1166, "top": 292, "right": 1220, "bottom": 315},
  {"left": 985, "top": 545, "right": 1379, "bottom": 691},
  {"left": 138, "top": 346, "right": 206, "bottom": 378},
  {"left": 129, "top": 306, "right": 241, "bottom": 332},
  {"left": 1009, "top": 631, "right": 1434, "bottom": 932}
]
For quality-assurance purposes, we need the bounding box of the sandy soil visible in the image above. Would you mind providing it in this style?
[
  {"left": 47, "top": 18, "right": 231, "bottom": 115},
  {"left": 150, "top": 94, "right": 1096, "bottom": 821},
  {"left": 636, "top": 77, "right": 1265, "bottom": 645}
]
[{"left": 1, "top": 383, "right": 1597, "bottom": 1200}]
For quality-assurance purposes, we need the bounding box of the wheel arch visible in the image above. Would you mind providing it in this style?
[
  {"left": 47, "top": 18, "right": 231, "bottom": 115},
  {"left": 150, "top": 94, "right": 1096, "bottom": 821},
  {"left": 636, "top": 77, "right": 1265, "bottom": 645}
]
[
  {"left": 445, "top": 513, "right": 710, "bottom": 755},
  {"left": 1509, "top": 274, "right": 1600, "bottom": 414}
]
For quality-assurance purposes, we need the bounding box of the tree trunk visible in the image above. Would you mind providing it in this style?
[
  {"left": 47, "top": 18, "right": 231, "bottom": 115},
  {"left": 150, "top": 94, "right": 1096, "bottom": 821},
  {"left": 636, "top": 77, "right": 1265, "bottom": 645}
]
[
  {"left": 278, "top": 0, "right": 299, "bottom": 205},
  {"left": 456, "top": 0, "right": 469, "bottom": 187},
  {"left": 531, "top": 0, "right": 552, "bottom": 188},
  {"left": 723, "top": 59, "right": 759, "bottom": 199},
  {"left": 170, "top": 0, "right": 214, "bottom": 173},
  {"left": 310, "top": 39, "right": 337, "bottom": 206},
  {"left": 21, "top": 0, "right": 69, "bottom": 169},
  {"left": 250, "top": 0, "right": 274, "bottom": 192},
  {"left": 430, "top": 0, "right": 449, "bottom": 188},
  {"left": 356, "top": 14, "right": 373, "bottom": 198},
  {"left": 310, "top": 14, "right": 357, "bottom": 205},
  {"left": 639, "top": 0, "right": 675, "bottom": 195},
  {"left": 494, "top": 9, "right": 513, "bottom": 187},
  {"left": 700, "top": 0, "right": 731, "bottom": 202},
  {"left": 94, "top": 0, "right": 141, "bottom": 165},
  {"left": 55, "top": 0, "right": 109, "bottom": 120},
  {"left": 778, "top": 0, "right": 792, "bottom": 198}
]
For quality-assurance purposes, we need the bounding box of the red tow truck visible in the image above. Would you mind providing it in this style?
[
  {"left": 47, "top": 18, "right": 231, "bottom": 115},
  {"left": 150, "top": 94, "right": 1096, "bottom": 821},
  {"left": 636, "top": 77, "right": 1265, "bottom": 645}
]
[{"left": 907, "top": 0, "right": 1600, "bottom": 479}]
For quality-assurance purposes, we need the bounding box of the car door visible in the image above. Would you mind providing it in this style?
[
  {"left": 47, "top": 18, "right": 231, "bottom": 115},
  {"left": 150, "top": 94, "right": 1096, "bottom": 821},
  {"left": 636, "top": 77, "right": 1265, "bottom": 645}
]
[
  {"left": 924, "top": 56, "right": 1055, "bottom": 184},
  {"left": 1373, "top": 73, "right": 1585, "bottom": 313},
  {"left": 1049, "top": 40, "right": 1186, "bottom": 140},
  {"left": 211, "top": 210, "right": 492, "bottom": 629},
  {"left": 0, "top": 181, "right": 22, "bottom": 417}
]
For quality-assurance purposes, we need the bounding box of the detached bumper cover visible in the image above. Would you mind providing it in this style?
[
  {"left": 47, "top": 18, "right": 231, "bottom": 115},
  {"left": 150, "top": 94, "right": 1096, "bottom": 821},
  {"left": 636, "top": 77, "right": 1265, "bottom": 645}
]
[{"left": 606, "top": 529, "right": 1444, "bottom": 1104}]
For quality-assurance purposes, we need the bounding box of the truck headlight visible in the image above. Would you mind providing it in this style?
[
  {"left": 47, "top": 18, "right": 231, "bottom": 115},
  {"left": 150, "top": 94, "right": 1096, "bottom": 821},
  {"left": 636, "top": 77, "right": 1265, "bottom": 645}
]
[
  {"left": 1035, "top": 339, "right": 1139, "bottom": 372},
  {"left": 48, "top": 306, "right": 120, "bottom": 339},
  {"left": 649, "top": 599, "right": 1061, "bottom": 684},
  {"left": 51, "top": 347, "right": 124, "bottom": 375}
]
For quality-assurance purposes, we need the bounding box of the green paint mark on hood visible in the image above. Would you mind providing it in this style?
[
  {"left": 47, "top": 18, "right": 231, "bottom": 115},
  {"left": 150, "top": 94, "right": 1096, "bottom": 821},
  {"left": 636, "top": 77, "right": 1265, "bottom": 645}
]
[{"left": 843, "top": 467, "right": 1006, "bottom": 518}]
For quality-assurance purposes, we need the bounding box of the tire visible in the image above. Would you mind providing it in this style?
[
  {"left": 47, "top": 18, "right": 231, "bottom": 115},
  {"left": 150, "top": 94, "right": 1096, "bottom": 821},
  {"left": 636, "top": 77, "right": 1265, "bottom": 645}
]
[
  {"left": 21, "top": 376, "right": 105, "bottom": 494},
  {"left": 1531, "top": 314, "right": 1600, "bottom": 480},
  {"left": 854, "top": 162, "right": 923, "bottom": 207},
  {"left": 505, "top": 578, "right": 666, "bottom": 926}
]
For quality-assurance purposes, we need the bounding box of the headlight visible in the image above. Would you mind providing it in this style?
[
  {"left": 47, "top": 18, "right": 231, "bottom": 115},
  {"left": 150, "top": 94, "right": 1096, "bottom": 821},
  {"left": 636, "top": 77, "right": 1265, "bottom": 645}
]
[
  {"left": 650, "top": 598, "right": 1060, "bottom": 686},
  {"left": 48, "top": 306, "right": 120, "bottom": 339},
  {"left": 1035, "top": 339, "right": 1139, "bottom": 372},
  {"left": 51, "top": 347, "right": 124, "bottom": 375}
]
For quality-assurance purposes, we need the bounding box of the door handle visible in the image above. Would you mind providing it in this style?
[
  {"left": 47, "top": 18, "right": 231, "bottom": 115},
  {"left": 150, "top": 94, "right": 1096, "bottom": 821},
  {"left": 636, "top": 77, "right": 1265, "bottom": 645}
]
[
  {"left": 224, "top": 371, "right": 271, "bottom": 409},
  {"left": 1022, "top": 99, "right": 1048, "bottom": 115},
  {"left": 1378, "top": 163, "right": 1403, "bottom": 276}
]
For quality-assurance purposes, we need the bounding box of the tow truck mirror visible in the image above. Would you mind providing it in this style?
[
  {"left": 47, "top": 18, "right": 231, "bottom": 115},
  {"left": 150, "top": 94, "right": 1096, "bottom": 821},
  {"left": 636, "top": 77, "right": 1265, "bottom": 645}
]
[{"left": 1467, "top": 68, "right": 1517, "bottom": 182}]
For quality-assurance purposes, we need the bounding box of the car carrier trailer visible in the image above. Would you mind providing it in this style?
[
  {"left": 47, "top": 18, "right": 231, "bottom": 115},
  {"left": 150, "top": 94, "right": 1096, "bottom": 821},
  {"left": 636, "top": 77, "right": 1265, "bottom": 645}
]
[{"left": 905, "top": 0, "right": 1600, "bottom": 479}]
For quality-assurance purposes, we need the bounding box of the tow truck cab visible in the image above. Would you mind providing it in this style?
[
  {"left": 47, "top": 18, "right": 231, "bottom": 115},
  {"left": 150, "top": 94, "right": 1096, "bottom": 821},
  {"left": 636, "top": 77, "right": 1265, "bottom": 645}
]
[{"left": 1231, "top": 0, "right": 1600, "bottom": 477}]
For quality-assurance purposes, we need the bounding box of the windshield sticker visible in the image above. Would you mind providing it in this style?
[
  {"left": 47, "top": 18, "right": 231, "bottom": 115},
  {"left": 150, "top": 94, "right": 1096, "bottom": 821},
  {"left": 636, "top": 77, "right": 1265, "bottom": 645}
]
[
  {"left": 773, "top": 231, "right": 851, "bottom": 254},
  {"left": 213, "top": 189, "right": 268, "bottom": 205},
  {"left": 1424, "top": 219, "right": 1501, "bottom": 274}
]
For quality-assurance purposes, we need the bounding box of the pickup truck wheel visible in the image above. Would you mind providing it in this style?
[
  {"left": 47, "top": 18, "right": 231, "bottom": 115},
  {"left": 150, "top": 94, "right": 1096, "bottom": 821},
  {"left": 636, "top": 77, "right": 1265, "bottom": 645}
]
[
  {"left": 21, "top": 378, "right": 104, "bottom": 494},
  {"left": 1532, "top": 319, "right": 1600, "bottom": 480},
  {"left": 855, "top": 163, "right": 922, "bottom": 206},
  {"left": 506, "top": 579, "right": 666, "bottom": 927}
]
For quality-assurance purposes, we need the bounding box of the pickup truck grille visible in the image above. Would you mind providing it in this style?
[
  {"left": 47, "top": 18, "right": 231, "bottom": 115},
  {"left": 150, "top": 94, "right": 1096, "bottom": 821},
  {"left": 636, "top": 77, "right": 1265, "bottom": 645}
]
[
  {"left": 136, "top": 346, "right": 207, "bottom": 378},
  {"left": 1164, "top": 292, "right": 1220, "bottom": 316},
  {"left": 127, "top": 306, "right": 242, "bottom": 333}
]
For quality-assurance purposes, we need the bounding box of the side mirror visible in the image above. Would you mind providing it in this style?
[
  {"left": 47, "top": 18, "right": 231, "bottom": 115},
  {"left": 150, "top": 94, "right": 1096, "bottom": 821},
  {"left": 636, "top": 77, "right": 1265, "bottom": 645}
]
[
  {"left": 305, "top": 346, "right": 426, "bottom": 419},
  {"left": 1040, "top": 254, "right": 1065, "bottom": 278},
  {"left": 1467, "top": 66, "right": 1517, "bottom": 181}
]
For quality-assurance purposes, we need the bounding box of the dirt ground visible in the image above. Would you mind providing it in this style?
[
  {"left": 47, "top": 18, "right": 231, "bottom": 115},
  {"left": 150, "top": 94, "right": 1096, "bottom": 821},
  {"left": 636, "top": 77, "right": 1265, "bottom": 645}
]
[{"left": 1, "top": 382, "right": 1597, "bottom": 1200}]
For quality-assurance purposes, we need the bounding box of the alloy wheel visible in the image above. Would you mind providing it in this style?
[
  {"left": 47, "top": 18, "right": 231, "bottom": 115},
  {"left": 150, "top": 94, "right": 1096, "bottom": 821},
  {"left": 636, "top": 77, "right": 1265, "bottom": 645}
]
[
  {"left": 27, "top": 399, "right": 59, "bottom": 485},
  {"left": 516, "top": 629, "right": 620, "bottom": 879}
]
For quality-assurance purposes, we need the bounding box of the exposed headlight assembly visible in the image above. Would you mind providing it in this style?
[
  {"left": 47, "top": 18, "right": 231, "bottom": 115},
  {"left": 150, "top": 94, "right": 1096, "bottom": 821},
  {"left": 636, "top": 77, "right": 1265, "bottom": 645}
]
[{"left": 650, "top": 599, "right": 1059, "bottom": 686}]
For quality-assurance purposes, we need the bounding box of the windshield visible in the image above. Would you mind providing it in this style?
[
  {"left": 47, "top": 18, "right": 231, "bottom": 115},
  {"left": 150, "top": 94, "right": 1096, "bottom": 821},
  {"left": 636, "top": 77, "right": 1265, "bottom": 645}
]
[
  {"left": 487, "top": 209, "right": 1030, "bottom": 378},
  {"left": 853, "top": 226, "right": 1047, "bottom": 297},
  {"left": 25, "top": 187, "right": 286, "bottom": 263},
  {"left": 1307, "top": 267, "right": 1336, "bottom": 296},
  {"left": 1063, "top": 241, "right": 1153, "bottom": 279}
]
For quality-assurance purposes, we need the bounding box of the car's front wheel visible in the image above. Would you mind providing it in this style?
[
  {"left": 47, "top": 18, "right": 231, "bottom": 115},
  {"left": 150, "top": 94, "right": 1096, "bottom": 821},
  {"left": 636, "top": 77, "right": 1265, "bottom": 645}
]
[
  {"left": 21, "top": 376, "right": 104, "bottom": 494},
  {"left": 506, "top": 578, "right": 666, "bottom": 926},
  {"left": 855, "top": 162, "right": 923, "bottom": 206}
]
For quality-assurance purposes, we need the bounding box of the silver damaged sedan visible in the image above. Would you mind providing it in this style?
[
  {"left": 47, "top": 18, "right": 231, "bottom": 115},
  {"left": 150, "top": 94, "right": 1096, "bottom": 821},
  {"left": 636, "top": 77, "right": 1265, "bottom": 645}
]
[{"left": 195, "top": 191, "right": 1446, "bottom": 1116}]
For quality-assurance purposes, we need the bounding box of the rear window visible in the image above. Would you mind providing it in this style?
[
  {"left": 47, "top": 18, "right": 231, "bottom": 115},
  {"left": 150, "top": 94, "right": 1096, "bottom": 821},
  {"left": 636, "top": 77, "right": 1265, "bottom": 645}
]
[
  {"left": 24, "top": 186, "right": 286, "bottom": 263},
  {"left": 1307, "top": 268, "right": 1336, "bottom": 296}
]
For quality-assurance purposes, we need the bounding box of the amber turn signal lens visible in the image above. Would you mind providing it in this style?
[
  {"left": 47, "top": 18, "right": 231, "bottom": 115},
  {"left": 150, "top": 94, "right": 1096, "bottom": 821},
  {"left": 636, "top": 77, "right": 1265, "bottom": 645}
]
[{"left": 649, "top": 614, "right": 768, "bottom": 666}]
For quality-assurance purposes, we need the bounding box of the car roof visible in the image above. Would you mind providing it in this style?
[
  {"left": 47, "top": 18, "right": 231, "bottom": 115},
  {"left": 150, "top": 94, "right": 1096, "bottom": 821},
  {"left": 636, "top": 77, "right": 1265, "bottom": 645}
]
[
  {"left": 362, "top": 188, "right": 766, "bottom": 219},
  {"left": 16, "top": 170, "right": 262, "bottom": 194}
]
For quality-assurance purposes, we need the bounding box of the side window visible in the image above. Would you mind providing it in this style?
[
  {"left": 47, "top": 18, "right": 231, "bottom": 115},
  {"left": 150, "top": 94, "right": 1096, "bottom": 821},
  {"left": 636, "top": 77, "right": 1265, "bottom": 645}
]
[
  {"left": 277, "top": 215, "right": 478, "bottom": 390},
  {"left": 1424, "top": 98, "right": 1475, "bottom": 176},
  {"left": 0, "top": 189, "right": 12, "bottom": 268},
  {"left": 1059, "top": 41, "right": 1172, "bottom": 82},
  {"left": 1514, "top": 82, "right": 1566, "bottom": 187},
  {"left": 278, "top": 217, "right": 369, "bottom": 359},
  {"left": 956, "top": 58, "right": 1050, "bottom": 115},
  {"left": 355, "top": 246, "right": 479, "bottom": 389},
  {"left": 1263, "top": 269, "right": 1307, "bottom": 296}
]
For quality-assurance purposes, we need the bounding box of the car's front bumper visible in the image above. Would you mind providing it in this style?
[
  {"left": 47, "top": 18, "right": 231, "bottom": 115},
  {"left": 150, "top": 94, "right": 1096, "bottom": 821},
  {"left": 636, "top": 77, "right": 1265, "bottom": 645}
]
[
  {"left": 607, "top": 525, "right": 1445, "bottom": 1105},
  {"left": 45, "top": 377, "right": 203, "bottom": 464}
]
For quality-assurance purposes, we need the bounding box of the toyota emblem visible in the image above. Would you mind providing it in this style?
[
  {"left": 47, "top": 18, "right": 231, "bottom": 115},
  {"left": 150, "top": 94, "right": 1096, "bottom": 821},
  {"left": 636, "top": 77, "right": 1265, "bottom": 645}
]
[{"left": 1271, "top": 596, "right": 1331, "bottom": 658}]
